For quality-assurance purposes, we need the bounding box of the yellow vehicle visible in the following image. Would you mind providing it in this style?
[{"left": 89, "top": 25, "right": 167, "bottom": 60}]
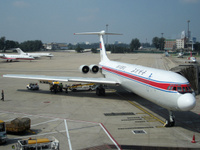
[
  {"left": 0, "top": 120, "right": 7, "bottom": 144},
  {"left": 12, "top": 136, "right": 59, "bottom": 150},
  {"left": 69, "top": 83, "right": 96, "bottom": 92},
  {"left": 50, "top": 81, "right": 63, "bottom": 93}
]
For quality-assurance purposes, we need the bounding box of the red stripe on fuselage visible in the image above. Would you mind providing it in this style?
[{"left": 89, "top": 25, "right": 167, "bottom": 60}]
[{"left": 102, "top": 66, "right": 184, "bottom": 91}]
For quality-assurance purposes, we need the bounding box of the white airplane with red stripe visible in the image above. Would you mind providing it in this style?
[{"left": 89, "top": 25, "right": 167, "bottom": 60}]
[
  {"left": 3, "top": 31, "right": 196, "bottom": 127},
  {"left": 0, "top": 53, "right": 35, "bottom": 62}
]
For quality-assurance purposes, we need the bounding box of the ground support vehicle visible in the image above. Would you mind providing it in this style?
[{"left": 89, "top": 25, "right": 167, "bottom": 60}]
[
  {"left": 12, "top": 136, "right": 59, "bottom": 150},
  {"left": 68, "top": 83, "right": 96, "bottom": 92},
  {"left": 27, "top": 83, "right": 39, "bottom": 90},
  {"left": 0, "top": 120, "right": 7, "bottom": 144},
  {"left": 49, "top": 81, "right": 63, "bottom": 94},
  {"left": 6, "top": 118, "right": 31, "bottom": 133}
]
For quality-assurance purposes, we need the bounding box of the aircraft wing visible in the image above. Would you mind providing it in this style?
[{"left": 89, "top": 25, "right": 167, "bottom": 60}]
[{"left": 3, "top": 74, "right": 120, "bottom": 85}]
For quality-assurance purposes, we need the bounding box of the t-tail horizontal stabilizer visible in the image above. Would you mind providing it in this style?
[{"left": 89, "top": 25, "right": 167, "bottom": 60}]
[{"left": 74, "top": 30, "right": 122, "bottom": 62}]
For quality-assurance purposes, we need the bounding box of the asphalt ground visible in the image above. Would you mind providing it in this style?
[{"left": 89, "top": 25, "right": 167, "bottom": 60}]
[{"left": 0, "top": 52, "right": 200, "bottom": 150}]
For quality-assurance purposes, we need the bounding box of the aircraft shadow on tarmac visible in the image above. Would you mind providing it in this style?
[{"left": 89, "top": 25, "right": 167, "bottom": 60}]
[
  {"left": 17, "top": 88, "right": 122, "bottom": 100},
  {"left": 17, "top": 86, "right": 200, "bottom": 133}
]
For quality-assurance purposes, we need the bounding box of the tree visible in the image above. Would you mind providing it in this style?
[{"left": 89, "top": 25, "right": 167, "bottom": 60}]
[
  {"left": 152, "top": 37, "right": 160, "bottom": 49},
  {"left": 159, "top": 37, "right": 165, "bottom": 50},
  {"left": 194, "top": 42, "right": 200, "bottom": 52},
  {"left": 130, "top": 38, "right": 141, "bottom": 51},
  {"left": 152, "top": 37, "right": 165, "bottom": 50},
  {"left": 75, "top": 44, "right": 83, "bottom": 53},
  {"left": 91, "top": 48, "right": 98, "bottom": 53},
  {"left": 20, "top": 40, "right": 43, "bottom": 52},
  {"left": 0, "top": 37, "right": 6, "bottom": 51},
  {"left": 5, "top": 40, "right": 19, "bottom": 49}
]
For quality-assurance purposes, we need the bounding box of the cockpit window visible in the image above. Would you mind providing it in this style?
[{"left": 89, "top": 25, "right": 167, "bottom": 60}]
[
  {"left": 177, "top": 87, "right": 182, "bottom": 92},
  {"left": 183, "top": 87, "right": 186, "bottom": 92},
  {"left": 168, "top": 84, "right": 193, "bottom": 94}
]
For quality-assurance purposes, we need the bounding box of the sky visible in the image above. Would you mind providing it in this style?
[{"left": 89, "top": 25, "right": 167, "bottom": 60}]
[{"left": 0, "top": 0, "right": 200, "bottom": 44}]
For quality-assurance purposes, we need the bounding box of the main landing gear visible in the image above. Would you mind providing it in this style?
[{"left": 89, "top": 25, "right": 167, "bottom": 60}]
[
  {"left": 164, "top": 110, "right": 175, "bottom": 127},
  {"left": 96, "top": 85, "right": 105, "bottom": 96}
]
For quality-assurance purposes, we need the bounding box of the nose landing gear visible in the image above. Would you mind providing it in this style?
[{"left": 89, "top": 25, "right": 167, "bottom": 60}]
[{"left": 164, "top": 110, "right": 175, "bottom": 127}]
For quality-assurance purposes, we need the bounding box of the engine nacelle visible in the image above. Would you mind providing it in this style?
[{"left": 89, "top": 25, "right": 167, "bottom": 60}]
[
  {"left": 89, "top": 64, "right": 99, "bottom": 74},
  {"left": 79, "top": 65, "right": 90, "bottom": 74}
]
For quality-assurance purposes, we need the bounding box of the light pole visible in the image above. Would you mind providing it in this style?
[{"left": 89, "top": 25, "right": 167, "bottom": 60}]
[
  {"left": 106, "top": 24, "right": 108, "bottom": 46},
  {"left": 161, "top": 33, "right": 164, "bottom": 50},
  {"left": 187, "top": 20, "right": 190, "bottom": 50},
  {"left": 187, "top": 20, "right": 190, "bottom": 42}
]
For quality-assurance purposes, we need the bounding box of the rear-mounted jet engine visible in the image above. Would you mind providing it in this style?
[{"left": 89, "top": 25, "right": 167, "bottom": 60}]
[
  {"left": 79, "top": 65, "right": 90, "bottom": 74},
  {"left": 89, "top": 64, "right": 99, "bottom": 73}
]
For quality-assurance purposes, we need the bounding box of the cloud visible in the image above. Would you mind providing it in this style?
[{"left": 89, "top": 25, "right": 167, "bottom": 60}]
[
  {"left": 179, "top": 0, "right": 200, "bottom": 4},
  {"left": 13, "top": 1, "right": 29, "bottom": 8}
]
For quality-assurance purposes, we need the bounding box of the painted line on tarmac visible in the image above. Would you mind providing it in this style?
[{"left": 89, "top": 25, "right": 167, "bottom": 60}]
[
  {"left": 115, "top": 92, "right": 165, "bottom": 125},
  {"left": 99, "top": 123, "right": 122, "bottom": 150},
  {"left": 128, "top": 100, "right": 165, "bottom": 125},
  {"left": 0, "top": 110, "right": 99, "bottom": 124},
  {"left": 1, "top": 110, "right": 122, "bottom": 148},
  {"left": 64, "top": 119, "right": 72, "bottom": 150},
  {"left": 31, "top": 118, "right": 60, "bottom": 127}
]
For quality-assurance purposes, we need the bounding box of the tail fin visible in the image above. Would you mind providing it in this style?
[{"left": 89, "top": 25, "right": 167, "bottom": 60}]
[
  {"left": 74, "top": 30, "right": 122, "bottom": 62},
  {"left": 16, "top": 48, "right": 25, "bottom": 55}
]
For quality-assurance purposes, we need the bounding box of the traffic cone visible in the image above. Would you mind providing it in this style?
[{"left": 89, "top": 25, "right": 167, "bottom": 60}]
[{"left": 191, "top": 134, "right": 196, "bottom": 143}]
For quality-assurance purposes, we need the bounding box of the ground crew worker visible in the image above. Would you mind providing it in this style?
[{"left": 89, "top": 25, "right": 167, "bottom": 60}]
[
  {"left": 1, "top": 90, "right": 4, "bottom": 101},
  {"left": 59, "top": 83, "right": 63, "bottom": 92}
]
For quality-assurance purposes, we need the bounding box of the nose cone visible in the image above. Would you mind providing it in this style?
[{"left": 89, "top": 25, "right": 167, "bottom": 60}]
[{"left": 177, "top": 93, "right": 196, "bottom": 111}]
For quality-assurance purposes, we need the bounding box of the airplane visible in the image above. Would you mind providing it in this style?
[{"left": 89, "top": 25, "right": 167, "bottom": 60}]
[
  {"left": 3, "top": 30, "right": 196, "bottom": 127},
  {"left": 16, "top": 48, "right": 54, "bottom": 58},
  {"left": 187, "top": 51, "right": 196, "bottom": 63},
  {"left": 177, "top": 52, "right": 184, "bottom": 58},
  {"left": 0, "top": 53, "right": 35, "bottom": 62}
]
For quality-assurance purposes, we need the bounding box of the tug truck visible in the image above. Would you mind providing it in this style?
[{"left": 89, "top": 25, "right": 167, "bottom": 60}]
[{"left": 0, "top": 120, "right": 7, "bottom": 144}]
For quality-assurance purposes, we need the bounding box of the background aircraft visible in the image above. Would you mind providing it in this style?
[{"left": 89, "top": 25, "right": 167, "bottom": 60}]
[
  {"left": 177, "top": 52, "right": 184, "bottom": 58},
  {"left": 0, "top": 53, "right": 34, "bottom": 62},
  {"left": 3, "top": 31, "right": 196, "bottom": 127},
  {"left": 16, "top": 48, "right": 54, "bottom": 58},
  {"left": 187, "top": 51, "right": 196, "bottom": 63}
]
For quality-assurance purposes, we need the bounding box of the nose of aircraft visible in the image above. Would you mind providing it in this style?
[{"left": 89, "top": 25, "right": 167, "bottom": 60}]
[{"left": 177, "top": 93, "right": 196, "bottom": 111}]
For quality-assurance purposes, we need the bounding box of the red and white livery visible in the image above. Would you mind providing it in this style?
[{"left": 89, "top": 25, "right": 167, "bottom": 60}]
[
  {"left": 0, "top": 53, "right": 34, "bottom": 62},
  {"left": 3, "top": 30, "right": 196, "bottom": 127}
]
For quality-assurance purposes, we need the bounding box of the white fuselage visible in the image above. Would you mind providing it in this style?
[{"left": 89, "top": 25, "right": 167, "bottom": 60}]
[
  {"left": 100, "top": 60, "right": 196, "bottom": 111},
  {"left": 0, "top": 54, "right": 34, "bottom": 61},
  {"left": 24, "top": 53, "right": 53, "bottom": 58}
]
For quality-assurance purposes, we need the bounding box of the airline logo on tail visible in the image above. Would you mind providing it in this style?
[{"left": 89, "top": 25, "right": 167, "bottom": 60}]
[{"left": 100, "top": 42, "right": 102, "bottom": 50}]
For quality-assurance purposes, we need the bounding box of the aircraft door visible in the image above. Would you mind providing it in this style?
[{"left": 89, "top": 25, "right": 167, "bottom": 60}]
[{"left": 146, "top": 73, "right": 152, "bottom": 92}]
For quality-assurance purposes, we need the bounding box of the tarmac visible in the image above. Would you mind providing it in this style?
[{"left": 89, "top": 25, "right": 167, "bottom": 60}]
[{"left": 0, "top": 52, "right": 200, "bottom": 150}]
